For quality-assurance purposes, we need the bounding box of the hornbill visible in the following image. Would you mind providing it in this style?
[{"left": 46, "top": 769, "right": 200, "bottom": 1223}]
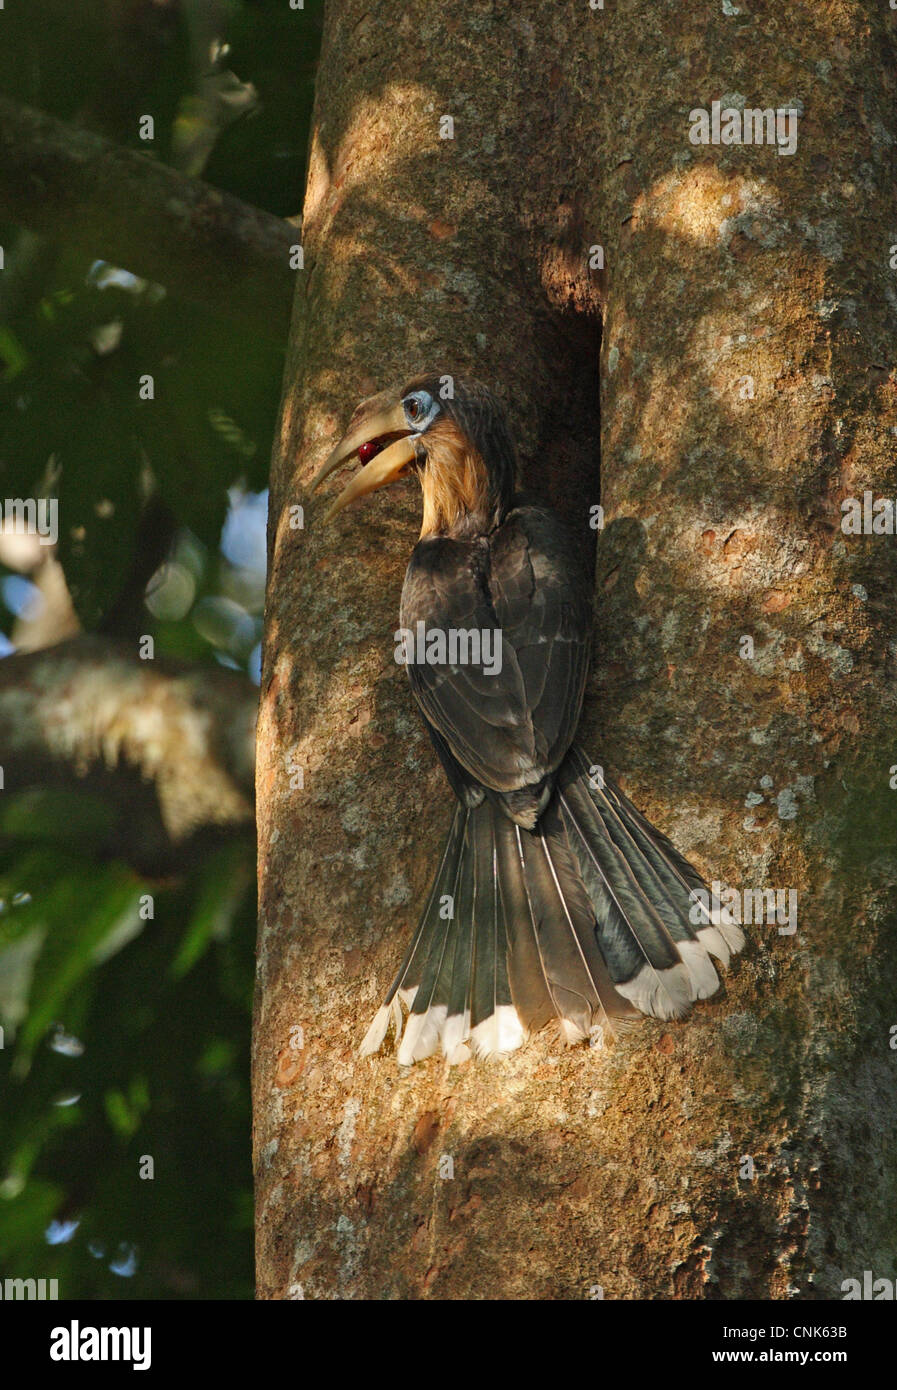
[{"left": 312, "top": 373, "right": 743, "bottom": 1065}]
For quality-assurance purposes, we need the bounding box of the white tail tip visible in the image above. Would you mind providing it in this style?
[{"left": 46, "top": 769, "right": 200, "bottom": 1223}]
[{"left": 359, "top": 995, "right": 402, "bottom": 1057}]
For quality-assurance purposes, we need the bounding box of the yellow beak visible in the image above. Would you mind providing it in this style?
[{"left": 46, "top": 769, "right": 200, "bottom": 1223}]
[{"left": 310, "top": 399, "right": 420, "bottom": 521}]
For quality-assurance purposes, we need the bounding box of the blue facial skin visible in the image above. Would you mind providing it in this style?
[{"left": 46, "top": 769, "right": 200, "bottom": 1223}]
[{"left": 403, "top": 389, "right": 441, "bottom": 435}]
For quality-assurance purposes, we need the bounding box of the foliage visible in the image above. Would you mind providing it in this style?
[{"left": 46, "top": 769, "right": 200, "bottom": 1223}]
[{"left": 0, "top": 0, "right": 323, "bottom": 1299}]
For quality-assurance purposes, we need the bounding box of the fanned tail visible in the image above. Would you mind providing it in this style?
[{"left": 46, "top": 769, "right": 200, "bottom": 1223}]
[{"left": 360, "top": 746, "right": 744, "bottom": 1063}]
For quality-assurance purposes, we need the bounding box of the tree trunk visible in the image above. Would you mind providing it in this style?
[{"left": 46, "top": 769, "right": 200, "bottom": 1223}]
[{"left": 254, "top": 0, "right": 897, "bottom": 1299}]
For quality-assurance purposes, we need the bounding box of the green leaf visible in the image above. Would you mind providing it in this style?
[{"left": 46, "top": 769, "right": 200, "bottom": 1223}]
[
  {"left": 103, "top": 1075, "right": 150, "bottom": 1139},
  {"left": 170, "top": 843, "right": 251, "bottom": 979},
  {"left": 0, "top": 860, "right": 145, "bottom": 1062},
  {"left": 0, "top": 327, "right": 30, "bottom": 380},
  {"left": 0, "top": 1179, "right": 63, "bottom": 1259},
  {"left": 0, "top": 789, "right": 115, "bottom": 851}
]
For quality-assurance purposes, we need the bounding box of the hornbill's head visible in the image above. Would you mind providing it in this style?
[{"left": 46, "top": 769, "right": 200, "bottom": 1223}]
[{"left": 311, "top": 373, "right": 519, "bottom": 537}]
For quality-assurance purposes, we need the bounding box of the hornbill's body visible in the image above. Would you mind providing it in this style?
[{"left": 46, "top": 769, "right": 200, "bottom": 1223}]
[{"left": 313, "top": 374, "right": 743, "bottom": 1064}]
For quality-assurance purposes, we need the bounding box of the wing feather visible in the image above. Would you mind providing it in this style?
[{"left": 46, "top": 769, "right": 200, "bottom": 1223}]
[{"left": 400, "top": 505, "right": 590, "bottom": 798}]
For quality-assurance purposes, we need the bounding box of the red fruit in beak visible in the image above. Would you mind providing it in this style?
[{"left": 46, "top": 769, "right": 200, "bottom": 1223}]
[{"left": 358, "top": 438, "right": 385, "bottom": 465}]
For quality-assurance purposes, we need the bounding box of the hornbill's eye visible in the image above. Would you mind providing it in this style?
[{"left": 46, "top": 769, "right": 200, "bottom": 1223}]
[{"left": 402, "top": 389, "right": 436, "bottom": 431}]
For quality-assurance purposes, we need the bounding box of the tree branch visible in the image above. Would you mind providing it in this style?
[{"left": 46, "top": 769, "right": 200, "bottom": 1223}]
[
  {"left": 0, "top": 637, "right": 257, "bottom": 872},
  {"left": 0, "top": 95, "right": 298, "bottom": 339}
]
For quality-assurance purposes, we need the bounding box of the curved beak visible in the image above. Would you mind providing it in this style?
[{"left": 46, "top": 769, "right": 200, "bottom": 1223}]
[{"left": 311, "top": 398, "right": 421, "bottom": 521}]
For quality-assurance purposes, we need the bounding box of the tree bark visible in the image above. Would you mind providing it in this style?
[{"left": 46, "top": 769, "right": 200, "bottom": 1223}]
[{"left": 255, "top": 0, "right": 897, "bottom": 1298}]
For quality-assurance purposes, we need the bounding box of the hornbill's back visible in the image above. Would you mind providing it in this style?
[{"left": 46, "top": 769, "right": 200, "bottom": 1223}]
[{"left": 312, "top": 373, "right": 744, "bottom": 1065}]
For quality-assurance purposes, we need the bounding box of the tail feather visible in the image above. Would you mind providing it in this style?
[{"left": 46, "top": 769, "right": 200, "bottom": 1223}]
[
  {"left": 469, "top": 809, "right": 498, "bottom": 1035},
  {"left": 557, "top": 776, "right": 694, "bottom": 1019},
  {"left": 397, "top": 811, "right": 468, "bottom": 1064},
  {"left": 360, "top": 804, "right": 466, "bottom": 1058},
  {"left": 619, "top": 818, "right": 745, "bottom": 963},
  {"left": 441, "top": 813, "right": 476, "bottom": 1062},
  {"left": 389, "top": 804, "right": 466, "bottom": 1005},
  {"left": 359, "top": 745, "right": 745, "bottom": 1063},
  {"left": 535, "top": 801, "right": 637, "bottom": 1040},
  {"left": 469, "top": 810, "right": 523, "bottom": 1056},
  {"left": 569, "top": 748, "right": 699, "bottom": 942},
  {"left": 566, "top": 747, "right": 744, "bottom": 991},
  {"left": 491, "top": 813, "right": 557, "bottom": 1037},
  {"left": 598, "top": 767, "right": 744, "bottom": 958},
  {"left": 514, "top": 821, "right": 594, "bottom": 1042},
  {"left": 567, "top": 755, "right": 722, "bottom": 997}
]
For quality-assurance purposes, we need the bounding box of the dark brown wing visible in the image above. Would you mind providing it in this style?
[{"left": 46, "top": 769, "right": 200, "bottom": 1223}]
[{"left": 399, "top": 505, "right": 592, "bottom": 798}]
